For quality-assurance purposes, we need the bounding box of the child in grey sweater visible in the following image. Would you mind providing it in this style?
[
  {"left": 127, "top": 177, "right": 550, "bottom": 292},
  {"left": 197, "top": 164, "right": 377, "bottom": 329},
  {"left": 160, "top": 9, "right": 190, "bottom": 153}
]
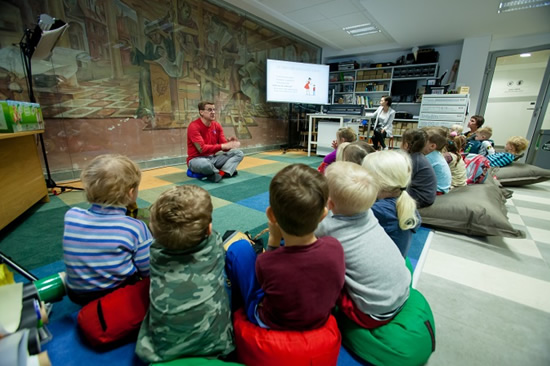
[{"left": 315, "top": 161, "right": 411, "bottom": 329}]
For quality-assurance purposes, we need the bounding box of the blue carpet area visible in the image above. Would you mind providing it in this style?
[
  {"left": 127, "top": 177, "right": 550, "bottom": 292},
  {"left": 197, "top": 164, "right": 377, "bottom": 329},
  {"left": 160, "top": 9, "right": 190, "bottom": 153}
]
[
  {"left": 19, "top": 226, "right": 431, "bottom": 366},
  {"left": 43, "top": 313, "right": 146, "bottom": 366}
]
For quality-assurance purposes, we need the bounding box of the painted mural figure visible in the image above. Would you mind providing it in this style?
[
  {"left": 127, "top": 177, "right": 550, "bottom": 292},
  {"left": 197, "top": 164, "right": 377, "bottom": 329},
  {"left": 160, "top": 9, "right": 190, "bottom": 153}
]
[
  {"left": 131, "top": 19, "right": 175, "bottom": 120},
  {"left": 239, "top": 58, "right": 264, "bottom": 105},
  {"left": 175, "top": 1, "right": 199, "bottom": 78}
]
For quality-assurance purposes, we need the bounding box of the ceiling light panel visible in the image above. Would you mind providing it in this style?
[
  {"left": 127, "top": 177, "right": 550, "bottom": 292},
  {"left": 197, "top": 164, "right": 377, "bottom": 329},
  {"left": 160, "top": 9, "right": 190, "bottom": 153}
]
[
  {"left": 343, "top": 23, "right": 380, "bottom": 36},
  {"left": 498, "top": 0, "right": 550, "bottom": 13}
]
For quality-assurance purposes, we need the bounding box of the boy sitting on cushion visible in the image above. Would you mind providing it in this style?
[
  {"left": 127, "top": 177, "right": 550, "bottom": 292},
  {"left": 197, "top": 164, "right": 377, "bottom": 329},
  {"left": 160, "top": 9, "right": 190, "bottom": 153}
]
[
  {"left": 63, "top": 154, "right": 152, "bottom": 305},
  {"left": 470, "top": 127, "right": 495, "bottom": 156},
  {"left": 136, "top": 185, "right": 234, "bottom": 363},
  {"left": 225, "top": 164, "right": 346, "bottom": 330},
  {"left": 315, "top": 161, "right": 411, "bottom": 328},
  {"left": 487, "top": 136, "right": 529, "bottom": 167},
  {"left": 422, "top": 127, "right": 452, "bottom": 194}
]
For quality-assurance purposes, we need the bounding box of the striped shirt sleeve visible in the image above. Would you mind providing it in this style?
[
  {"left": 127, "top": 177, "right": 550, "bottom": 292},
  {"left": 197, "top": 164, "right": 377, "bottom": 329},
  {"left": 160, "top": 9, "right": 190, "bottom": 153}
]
[{"left": 487, "top": 152, "right": 515, "bottom": 167}]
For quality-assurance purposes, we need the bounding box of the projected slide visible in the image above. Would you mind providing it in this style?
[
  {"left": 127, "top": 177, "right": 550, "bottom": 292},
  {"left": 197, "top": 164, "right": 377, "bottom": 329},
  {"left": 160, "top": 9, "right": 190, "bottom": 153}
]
[{"left": 266, "top": 59, "right": 329, "bottom": 105}]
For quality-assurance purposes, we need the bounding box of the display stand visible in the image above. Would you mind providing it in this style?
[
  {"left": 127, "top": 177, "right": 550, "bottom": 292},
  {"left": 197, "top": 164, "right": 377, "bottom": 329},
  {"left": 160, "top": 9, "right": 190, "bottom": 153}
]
[{"left": 418, "top": 94, "right": 470, "bottom": 128}]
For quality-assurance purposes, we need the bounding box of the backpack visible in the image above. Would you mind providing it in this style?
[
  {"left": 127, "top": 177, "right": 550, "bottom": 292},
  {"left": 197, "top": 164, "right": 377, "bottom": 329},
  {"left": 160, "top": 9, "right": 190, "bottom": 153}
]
[
  {"left": 222, "top": 229, "right": 268, "bottom": 254},
  {"left": 464, "top": 154, "right": 491, "bottom": 184},
  {"left": 463, "top": 140, "right": 481, "bottom": 154}
]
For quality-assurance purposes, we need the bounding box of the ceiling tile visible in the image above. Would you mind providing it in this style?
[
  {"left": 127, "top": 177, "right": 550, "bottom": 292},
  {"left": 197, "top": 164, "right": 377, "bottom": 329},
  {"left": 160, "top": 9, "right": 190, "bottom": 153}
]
[
  {"left": 258, "top": 0, "right": 328, "bottom": 14},
  {"left": 306, "top": 19, "right": 341, "bottom": 33},
  {"left": 330, "top": 13, "right": 373, "bottom": 28},
  {"left": 285, "top": 7, "right": 327, "bottom": 24},
  {"left": 315, "top": 0, "right": 360, "bottom": 18}
]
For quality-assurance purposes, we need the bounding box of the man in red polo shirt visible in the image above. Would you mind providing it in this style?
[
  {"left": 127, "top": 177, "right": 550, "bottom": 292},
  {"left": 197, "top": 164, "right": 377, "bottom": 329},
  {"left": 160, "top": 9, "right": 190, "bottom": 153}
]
[{"left": 187, "top": 101, "right": 244, "bottom": 182}]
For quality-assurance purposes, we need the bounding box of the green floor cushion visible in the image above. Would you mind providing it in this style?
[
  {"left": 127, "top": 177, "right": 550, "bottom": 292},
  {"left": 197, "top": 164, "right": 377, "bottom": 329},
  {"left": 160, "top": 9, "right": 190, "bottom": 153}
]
[
  {"left": 493, "top": 162, "right": 550, "bottom": 186},
  {"left": 152, "top": 357, "right": 242, "bottom": 366},
  {"left": 418, "top": 182, "right": 524, "bottom": 238},
  {"left": 405, "top": 257, "right": 413, "bottom": 277},
  {"left": 337, "top": 288, "right": 436, "bottom": 366}
]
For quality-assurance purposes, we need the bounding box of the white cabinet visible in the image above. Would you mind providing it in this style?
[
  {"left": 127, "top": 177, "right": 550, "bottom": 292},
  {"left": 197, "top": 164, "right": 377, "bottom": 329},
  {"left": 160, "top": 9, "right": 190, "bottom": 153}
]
[
  {"left": 419, "top": 94, "right": 470, "bottom": 128},
  {"left": 317, "top": 121, "right": 361, "bottom": 156},
  {"left": 307, "top": 114, "right": 364, "bottom": 156}
]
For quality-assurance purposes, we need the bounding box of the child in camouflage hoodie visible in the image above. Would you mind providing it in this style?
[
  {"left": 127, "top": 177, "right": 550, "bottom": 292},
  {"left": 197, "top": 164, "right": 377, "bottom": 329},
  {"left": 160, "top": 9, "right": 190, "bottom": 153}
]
[{"left": 135, "top": 185, "right": 234, "bottom": 363}]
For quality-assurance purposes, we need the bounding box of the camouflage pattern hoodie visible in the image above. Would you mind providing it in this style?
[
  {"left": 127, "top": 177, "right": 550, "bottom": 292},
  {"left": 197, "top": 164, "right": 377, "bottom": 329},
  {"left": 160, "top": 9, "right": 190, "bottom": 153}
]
[{"left": 135, "top": 233, "right": 235, "bottom": 363}]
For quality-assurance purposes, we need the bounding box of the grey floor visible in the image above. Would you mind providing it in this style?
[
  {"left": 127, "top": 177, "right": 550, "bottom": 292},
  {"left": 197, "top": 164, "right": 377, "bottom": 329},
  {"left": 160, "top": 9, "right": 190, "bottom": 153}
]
[{"left": 417, "top": 180, "right": 550, "bottom": 366}]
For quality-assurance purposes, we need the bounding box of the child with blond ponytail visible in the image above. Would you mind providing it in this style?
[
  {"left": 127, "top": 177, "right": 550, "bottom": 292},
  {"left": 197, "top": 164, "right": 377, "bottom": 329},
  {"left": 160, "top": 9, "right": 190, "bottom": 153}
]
[{"left": 362, "top": 150, "right": 420, "bottom": 257}]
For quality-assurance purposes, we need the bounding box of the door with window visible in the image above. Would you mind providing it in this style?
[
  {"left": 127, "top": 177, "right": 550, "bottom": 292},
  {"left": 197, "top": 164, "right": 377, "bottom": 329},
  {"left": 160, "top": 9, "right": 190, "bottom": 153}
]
[{"left": 479, "top": 47, "right": 550, "bottom": 164}]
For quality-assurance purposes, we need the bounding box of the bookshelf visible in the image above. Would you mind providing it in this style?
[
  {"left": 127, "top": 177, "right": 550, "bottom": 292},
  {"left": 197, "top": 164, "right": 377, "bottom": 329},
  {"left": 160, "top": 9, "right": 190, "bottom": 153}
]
[{"left": 329, "top": 63, "right": 440, "bottom": 146}]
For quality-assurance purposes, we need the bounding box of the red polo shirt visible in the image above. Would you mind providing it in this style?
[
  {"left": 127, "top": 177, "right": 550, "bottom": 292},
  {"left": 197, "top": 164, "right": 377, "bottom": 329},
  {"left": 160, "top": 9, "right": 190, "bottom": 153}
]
[{"left": 186, "top": 118, "right": 228, "bottom": 165}]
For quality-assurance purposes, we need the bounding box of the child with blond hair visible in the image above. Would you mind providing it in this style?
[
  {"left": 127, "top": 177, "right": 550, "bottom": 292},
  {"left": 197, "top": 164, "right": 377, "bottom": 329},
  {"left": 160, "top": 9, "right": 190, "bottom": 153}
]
[
  {"left": 335, "top": 142, "right": 351, "bottom": 162},
  {"left": 318, "top": 127, "right": 357, "bottom": 173},
  {"left": 362, "top": 151, "right": 420, "bottom": 257},
  {"left": 474, "top": 127, "right": 494, "bottom": 156},
  {"left": 449, "top": 124, "right": 463, "bottom": 137},
  {"left": 487, "top": 136, "right": 529, "bottom": 167},
  {"left": 63, "top": 154, "right": 152, "bottom": 305},
  {"left": 136, "top": 185, "right": 234, "bottom": 362},
  {"left": 315, "top": 162, "right": 410, "bottom": 329}
]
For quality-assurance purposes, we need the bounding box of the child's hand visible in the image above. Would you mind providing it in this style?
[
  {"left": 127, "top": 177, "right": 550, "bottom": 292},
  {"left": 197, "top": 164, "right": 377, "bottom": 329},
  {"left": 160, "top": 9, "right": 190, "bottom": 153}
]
[
  {"left": 267, "top": 219, "right": 283, "bottom": 249},
  {"left": 331, "top": 140, "right": 338, "bottom": 149}
]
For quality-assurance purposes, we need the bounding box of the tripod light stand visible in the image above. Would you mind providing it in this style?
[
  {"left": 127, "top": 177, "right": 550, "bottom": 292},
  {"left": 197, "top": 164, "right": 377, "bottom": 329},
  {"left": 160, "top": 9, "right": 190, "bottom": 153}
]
[{"left": 19, "top": 14, "right": 82, "bottom": 192}]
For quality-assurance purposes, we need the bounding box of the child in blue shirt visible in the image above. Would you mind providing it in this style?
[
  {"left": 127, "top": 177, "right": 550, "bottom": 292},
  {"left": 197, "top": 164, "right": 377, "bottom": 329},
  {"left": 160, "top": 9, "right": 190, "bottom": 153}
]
[{"left": 423, "top": 127, "right": 452, "bottom": 194}]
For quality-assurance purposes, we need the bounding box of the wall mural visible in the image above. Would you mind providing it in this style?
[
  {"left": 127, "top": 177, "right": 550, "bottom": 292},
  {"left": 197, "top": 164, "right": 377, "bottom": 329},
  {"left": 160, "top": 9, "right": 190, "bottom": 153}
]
[{"left": 0, "top": 0, "right": 320, "bottom": 144}]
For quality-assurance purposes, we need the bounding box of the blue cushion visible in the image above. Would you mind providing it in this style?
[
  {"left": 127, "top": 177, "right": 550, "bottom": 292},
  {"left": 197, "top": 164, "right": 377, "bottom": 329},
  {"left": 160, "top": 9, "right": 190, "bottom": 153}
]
[{"left": 187, "top": 169, "right": 206, "bottom": 179}]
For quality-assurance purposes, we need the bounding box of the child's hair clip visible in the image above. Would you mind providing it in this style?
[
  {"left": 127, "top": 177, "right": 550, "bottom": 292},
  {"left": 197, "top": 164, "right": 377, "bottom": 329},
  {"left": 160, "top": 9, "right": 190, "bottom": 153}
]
[{"left": 450, "top": 131, "right": 458, "bottom": 137}]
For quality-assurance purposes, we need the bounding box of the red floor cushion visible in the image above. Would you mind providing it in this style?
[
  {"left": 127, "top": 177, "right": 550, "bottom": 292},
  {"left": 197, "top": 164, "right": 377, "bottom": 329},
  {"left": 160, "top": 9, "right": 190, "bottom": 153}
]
[
  {"left": 77, "top": 278, "right": 150, "bottom": 347},
  {"left": 337, "top": 288, "right": 435, "bottom": 366},
  {"left": 233, "top": 308, "right": 341, "bottom": 366}
]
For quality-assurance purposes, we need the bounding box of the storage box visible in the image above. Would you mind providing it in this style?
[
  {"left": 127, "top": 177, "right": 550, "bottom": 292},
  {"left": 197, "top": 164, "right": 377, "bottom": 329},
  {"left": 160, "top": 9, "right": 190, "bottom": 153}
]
[
  {"left": 0, "top": 100, "right": 44, "bottom": 133},
  {"left": 456, "top": 86, "right": 470, "bottom": 94}
]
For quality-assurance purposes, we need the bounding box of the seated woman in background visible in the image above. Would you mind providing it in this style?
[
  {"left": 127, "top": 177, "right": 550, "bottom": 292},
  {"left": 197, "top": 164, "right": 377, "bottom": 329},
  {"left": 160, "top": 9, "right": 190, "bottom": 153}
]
[
  {"left": 464, "top": 115, "right": 485, "bottom": 140},
  {"left": 400, "top": 129, "right": 437, "bottom": 209}
]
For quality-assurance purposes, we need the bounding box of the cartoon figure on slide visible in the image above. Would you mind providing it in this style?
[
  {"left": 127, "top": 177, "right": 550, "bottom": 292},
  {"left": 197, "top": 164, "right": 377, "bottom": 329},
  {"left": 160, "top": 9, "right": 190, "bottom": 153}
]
[{"left": 305, "top": 77, "right": 312, "bottom": 95}]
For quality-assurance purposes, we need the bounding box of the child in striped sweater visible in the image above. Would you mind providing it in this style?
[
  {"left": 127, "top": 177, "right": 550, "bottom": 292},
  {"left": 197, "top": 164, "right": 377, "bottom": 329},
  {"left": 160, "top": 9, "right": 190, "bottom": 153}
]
[
  {"left": 62, "top": 154, "right": 152, "bottom": 305},
  {"left": 487, "top": 136, "right": 529, "bottom": 167}
]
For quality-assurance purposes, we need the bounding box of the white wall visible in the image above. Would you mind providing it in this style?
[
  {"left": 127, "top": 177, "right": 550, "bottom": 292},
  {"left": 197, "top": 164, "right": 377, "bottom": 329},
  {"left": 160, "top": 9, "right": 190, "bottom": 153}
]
[
  {"left": 484, "top": 60, "right": 546, "bottom": 145},
  {"left": 455, "top": 35, "right": 492, "bottom": 117},
  {"left": 456, "top": 33, "right": 550, "bottom": 113}
]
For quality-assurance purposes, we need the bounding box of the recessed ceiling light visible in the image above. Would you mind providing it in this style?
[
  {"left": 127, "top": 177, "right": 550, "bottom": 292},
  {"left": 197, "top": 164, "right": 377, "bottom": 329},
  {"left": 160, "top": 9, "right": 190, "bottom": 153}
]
[
  {"left": 498, "top": 0, "right": 550, "bottom": 13},
  {"left": 520, "top": 53, "right": 532, "bottom": 57},
  {"left": 342, "top": 23, "right": 381, "bottom": 37}
]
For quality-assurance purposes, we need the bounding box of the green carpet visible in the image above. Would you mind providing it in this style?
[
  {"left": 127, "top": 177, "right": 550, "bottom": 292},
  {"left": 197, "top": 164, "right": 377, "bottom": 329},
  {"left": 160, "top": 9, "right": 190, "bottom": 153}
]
[{"left": 0, "top": 152, "right": 323, "bottom": 271}]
